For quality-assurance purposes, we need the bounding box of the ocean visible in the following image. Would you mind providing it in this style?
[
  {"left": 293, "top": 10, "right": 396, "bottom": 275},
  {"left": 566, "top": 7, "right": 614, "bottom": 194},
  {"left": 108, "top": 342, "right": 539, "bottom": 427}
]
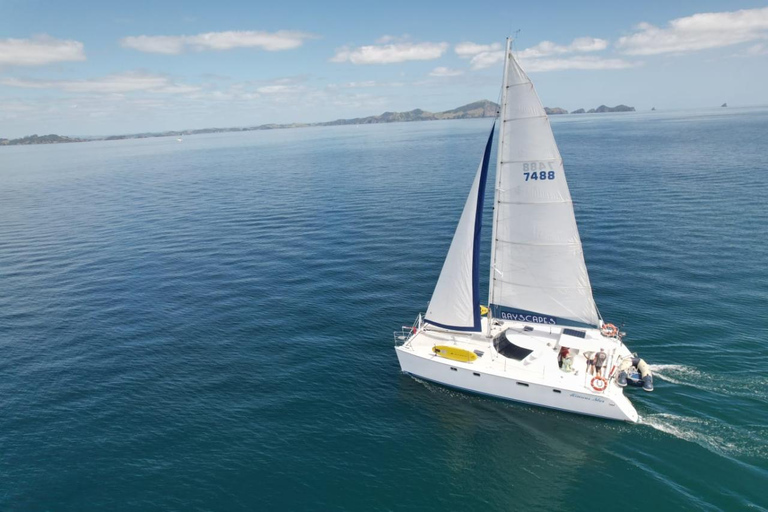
[{"left": 1, "top": 107, "right": 766, "bottom": 511}]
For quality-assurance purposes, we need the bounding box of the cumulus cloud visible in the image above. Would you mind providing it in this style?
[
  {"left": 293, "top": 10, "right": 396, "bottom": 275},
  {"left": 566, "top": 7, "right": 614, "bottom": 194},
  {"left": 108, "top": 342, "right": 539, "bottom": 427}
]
[
  {"left": 458, "top": 36, "right": 632, "bottom": 71},
  {"left": 454, "top": 42, "right": 504, "bottom": 69},
  {"left": 454, "top": 42, "right": 502, "bottom": 58},
  {"left": 0, "top": 35, "right": 85, "bottom": 66},
  {"left": 330, "top": 41, "right": 449, "bottom": 64},
  {"left": 120, "top": 30, "right": 316, "bottom": 55},
  {"left": 521, "top": 56, "right": 639, "bottom": 72},
  {"left": 429, "top": 66, "right": 463, "bottom": 77},
  {"left": 255, "top": 84, "right": 305, "bottom": 94},
  {"left": 469, "top": 51, "right": 505, "bottom": 70},
  {"left": 745, "top": 43, "right": 768, "bottom": 56},
  {"left": 376, "top": 35, "right": 410, "bottom": 44},
  {"left": 518, "top": 37, "right": 608, "bottom": 58},
  {"left": 616, "top": 7, "right": 768, "bottom": 55},
  {"left": 0, "top": 72, "right": 199, "bottom": 94},
  {"left": 341, "top": 80, "right": 378, "bottom": 88}
]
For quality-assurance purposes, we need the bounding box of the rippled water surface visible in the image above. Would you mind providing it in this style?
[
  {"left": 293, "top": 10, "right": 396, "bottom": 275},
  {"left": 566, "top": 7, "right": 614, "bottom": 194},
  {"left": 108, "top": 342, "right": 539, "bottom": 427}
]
[{"left": 1, "top": 108, "right": 767, "bottom": 511}]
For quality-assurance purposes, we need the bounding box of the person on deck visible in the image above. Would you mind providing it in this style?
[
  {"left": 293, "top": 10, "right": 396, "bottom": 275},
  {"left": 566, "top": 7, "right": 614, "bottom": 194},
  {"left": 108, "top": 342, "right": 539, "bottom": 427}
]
[{"left": 594, "top": 348, "right": 608, "bottom": 377}]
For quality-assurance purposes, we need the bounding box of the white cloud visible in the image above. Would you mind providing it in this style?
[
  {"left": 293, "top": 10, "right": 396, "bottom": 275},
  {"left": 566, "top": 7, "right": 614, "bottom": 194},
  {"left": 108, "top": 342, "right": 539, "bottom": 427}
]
[
  {"left": 518, "top": 37, "right": 608, "bottom": 58},
  {"left": 120, "top": 30, "right": 316, "bottom": 55},
  {"left": 376, "top": 35, "right": 410, "bottom": 44},
  {"left": 330, "top": 42, "right": 449, "bottom": 64},
  {"left": 0, "top": 35, "right": 85, "bottom": 66},
  {"left": 342, "top": 81, "right": 378, "bottom": 88},
  {"left": 326, "top": 80, "right": 406, "bottom": 90},
  {"left": 469, "top": 51, "right": 505, "bottom": 70},
  {"left": 455, "top": 42, "right": 502, "bottom": 58},
  {"left": 0, "top": 72, "right": 199, "bottom": 94},
  {"left": 429, "top": 66, "right": 464, "bottom": 77},
  {"left": 454, "top": 42, "right": 504, "bottom": 69},
  {"left": 616, "top": 7, "right": 768, "bottom": 55},
  {"left": 461, "top": 37, "right": 609, "bottom": 70},
  {"left": 255, "top": 84, "right": 305, "bottom": 94},
  {"left": 745, "top": 43, "right": 768, "bottom": 56},
  {"left": 521, "top": 56, "right": 639, "bottom": 72}
]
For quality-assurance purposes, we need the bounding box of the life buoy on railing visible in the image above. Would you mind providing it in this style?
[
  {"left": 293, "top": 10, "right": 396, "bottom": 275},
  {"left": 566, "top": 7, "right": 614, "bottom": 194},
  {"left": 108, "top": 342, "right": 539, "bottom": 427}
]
[
  {"left": 591, "top": 376, "right": 608, "bottom": 392},
  {"left": 601, "top": 323, "right": 618, "bottom": 337}
]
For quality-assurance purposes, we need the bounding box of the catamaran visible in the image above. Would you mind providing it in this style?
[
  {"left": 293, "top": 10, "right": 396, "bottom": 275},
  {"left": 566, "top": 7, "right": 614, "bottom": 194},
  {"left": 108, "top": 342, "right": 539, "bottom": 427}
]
[{"left": 394, "top": 39, "right": 653, "bottom": 422}]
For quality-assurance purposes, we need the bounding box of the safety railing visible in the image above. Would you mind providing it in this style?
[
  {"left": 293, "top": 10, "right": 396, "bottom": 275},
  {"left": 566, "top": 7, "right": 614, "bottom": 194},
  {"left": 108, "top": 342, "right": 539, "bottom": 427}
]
[{"left": 393, "top": 313, "right": 423, "bottom": 348}]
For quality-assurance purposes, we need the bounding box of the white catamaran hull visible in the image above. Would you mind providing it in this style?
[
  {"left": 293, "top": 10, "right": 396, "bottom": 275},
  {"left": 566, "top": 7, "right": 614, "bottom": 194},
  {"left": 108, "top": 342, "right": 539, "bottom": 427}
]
[
  {"left": 394, "top": 319, "right": 640, "bottom": 422},
  {"left": 396, "top": 347, "right": 638, "bottom": 422}
]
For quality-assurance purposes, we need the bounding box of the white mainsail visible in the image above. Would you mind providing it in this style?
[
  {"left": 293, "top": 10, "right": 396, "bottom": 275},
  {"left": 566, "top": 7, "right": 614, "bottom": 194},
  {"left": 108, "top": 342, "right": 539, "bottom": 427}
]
[
  {"left": 489, "top": 41, "right": 599, "bottom": 328},
  {"left": 425, "top": 124, "right": 495, "bottom": 332}
]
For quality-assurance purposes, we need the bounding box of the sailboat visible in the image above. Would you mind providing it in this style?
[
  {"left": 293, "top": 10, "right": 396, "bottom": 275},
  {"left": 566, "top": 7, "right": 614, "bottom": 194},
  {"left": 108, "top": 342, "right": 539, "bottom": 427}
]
[{"left": 394, "top": 39, "right": 653, "bottom": 422}]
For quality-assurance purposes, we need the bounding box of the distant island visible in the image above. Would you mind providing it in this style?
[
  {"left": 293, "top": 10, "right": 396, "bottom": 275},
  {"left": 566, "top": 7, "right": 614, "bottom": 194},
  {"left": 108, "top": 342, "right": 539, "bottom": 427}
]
[
  {"left": 1, "top": 134, "right": 86, "bottom": 145},
  {"left": 570, "top": 105, "right": 636, "bottom": 114},
  {"left": 1, "top": 100, "right": 637, "bottom": 146}
]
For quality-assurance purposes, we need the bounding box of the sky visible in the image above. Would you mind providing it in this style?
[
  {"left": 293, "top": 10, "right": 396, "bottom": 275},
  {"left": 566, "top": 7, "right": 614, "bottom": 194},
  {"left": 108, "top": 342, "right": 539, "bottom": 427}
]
[{"left": 1, "top": 0, "right": 768, "bottom": 138}]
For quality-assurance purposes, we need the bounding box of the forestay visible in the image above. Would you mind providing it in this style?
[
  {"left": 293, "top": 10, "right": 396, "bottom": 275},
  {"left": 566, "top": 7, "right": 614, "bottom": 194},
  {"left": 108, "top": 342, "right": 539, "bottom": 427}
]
[
  {"left": 489, "top": 43, "right": 599, "bottom": 328},
  {"left": 425, "top": 124, "right": 495, "bottom": 332}
]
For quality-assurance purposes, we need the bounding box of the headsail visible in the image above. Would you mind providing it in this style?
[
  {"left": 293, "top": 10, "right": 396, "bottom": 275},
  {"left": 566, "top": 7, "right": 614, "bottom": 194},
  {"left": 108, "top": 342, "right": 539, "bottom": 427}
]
[
  {"left": 425, "top": 123, "right": 495, "bottom": 332},
  {"left": 489, "top": 40, "right": 599, "bottom": 328}
]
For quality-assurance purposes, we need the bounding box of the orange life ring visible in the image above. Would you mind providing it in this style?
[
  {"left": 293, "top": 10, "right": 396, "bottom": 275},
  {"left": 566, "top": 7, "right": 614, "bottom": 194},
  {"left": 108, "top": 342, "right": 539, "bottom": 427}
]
[
  {"left": 591, "top": 376, "right": 608, "bottom": 392},
  {"left": 601, "top": 323, "right": 618, "bottom": 337}
]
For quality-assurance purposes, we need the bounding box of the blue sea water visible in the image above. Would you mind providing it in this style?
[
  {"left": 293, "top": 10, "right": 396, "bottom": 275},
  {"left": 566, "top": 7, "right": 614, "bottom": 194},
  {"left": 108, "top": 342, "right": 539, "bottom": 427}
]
[{"left": 1, "top": 108, "right": 767, "bottom": 511}]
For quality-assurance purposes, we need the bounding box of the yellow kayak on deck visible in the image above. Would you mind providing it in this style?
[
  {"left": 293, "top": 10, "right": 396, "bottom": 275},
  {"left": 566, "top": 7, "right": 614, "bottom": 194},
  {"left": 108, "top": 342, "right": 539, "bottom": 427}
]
[{"left": 432, "top": 345, "right": 478, "bottom": 363}]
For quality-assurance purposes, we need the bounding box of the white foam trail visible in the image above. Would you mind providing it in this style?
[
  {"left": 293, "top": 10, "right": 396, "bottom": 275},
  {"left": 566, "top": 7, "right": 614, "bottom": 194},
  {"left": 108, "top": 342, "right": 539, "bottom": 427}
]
[
  {"left": 641, "top": 413, "right": 768, "bottom": 459},
  {"left": 650, "top": 363, "right": 768, "bottom": 400}
]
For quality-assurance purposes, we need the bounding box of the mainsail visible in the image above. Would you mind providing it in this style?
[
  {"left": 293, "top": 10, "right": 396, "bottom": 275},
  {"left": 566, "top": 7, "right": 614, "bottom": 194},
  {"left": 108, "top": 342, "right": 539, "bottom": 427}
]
[
  {"left": 489, "top": 41, "right": 599, "bottom": 328},
  {"left": 424, "top": 124, "right": 495, "bottom": 332}
]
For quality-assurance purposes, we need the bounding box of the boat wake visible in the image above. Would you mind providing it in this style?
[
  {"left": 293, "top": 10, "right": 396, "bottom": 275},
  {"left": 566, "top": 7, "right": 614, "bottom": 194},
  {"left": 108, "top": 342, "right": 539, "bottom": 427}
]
[
  {"left": 650, "top": 363, "right": 768, "bottom": 401},
  {"left": 640, "top": 412, "right": 768, "bottom": 460}
]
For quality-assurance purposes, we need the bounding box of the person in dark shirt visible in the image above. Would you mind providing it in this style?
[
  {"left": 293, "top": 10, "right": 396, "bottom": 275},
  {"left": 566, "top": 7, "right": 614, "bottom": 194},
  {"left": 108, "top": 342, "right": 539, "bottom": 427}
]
[{"left": 594, "top": 348, "right": 608, "bottom": 376}]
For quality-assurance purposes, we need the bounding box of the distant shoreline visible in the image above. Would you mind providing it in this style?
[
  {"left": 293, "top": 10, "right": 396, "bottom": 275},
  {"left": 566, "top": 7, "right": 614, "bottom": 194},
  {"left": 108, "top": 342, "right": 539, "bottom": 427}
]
[{"left": 0, "top": 101, "right": 637, "bottom": 146}]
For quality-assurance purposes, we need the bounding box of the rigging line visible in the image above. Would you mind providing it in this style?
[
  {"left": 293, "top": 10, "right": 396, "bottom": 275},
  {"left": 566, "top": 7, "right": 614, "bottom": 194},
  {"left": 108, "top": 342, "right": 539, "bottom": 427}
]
[
  {"left": 511, "top": 29, "right": 521, "bottom": 60},
  {"left": 494, "top": 279, "right": 590, "bottom": 290},
  {"left": 495, "top": 239, "right": 582, "bottom": 247},
  {"left": 503, "top": 114, "right": 548, "bottom": 121},
  {"left": 505, "top": 81, "right": 533, "bottom": 89},
  {"left": 495, "top": 52, "right": 505, "bottom": 116},
  {"left": 502, "top": 158, "right": 560, "bottom": 163},
  {"left": 496, "top": 199, "right": 573, "bottom": 204}
]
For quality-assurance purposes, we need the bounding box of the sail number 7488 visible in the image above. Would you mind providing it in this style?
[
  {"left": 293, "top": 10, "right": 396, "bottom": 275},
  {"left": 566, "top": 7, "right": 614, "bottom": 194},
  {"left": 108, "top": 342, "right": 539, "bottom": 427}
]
[
  {"left": 523, "top": 171, "right": 555, "bottom": 181},
  {"left": 522, "top": 162, "right": 556, "bottom": 181}
]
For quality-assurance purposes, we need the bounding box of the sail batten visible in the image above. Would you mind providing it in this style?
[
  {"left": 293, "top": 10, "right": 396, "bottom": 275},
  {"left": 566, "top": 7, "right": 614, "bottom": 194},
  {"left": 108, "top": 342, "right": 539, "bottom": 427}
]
[{"left": 488, "top": 40, "right": 599, "bottom": 328}]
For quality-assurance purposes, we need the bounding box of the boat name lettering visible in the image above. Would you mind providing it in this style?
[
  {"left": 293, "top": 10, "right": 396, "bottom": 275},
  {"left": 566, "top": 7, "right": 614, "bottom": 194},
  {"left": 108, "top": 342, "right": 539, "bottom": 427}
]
[
  {"left": 500, "top": 311, "right": 557, "bottom": 324},
  {"left": 569, "top": 393, "right": 605, "bottom": 403}
]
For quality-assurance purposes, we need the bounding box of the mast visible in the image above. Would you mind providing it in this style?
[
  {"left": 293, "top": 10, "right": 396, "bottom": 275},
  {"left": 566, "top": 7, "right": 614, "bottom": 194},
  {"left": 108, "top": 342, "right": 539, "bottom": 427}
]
[{"left": 487, "top": 37, "right": 512, "bottom": 334}]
